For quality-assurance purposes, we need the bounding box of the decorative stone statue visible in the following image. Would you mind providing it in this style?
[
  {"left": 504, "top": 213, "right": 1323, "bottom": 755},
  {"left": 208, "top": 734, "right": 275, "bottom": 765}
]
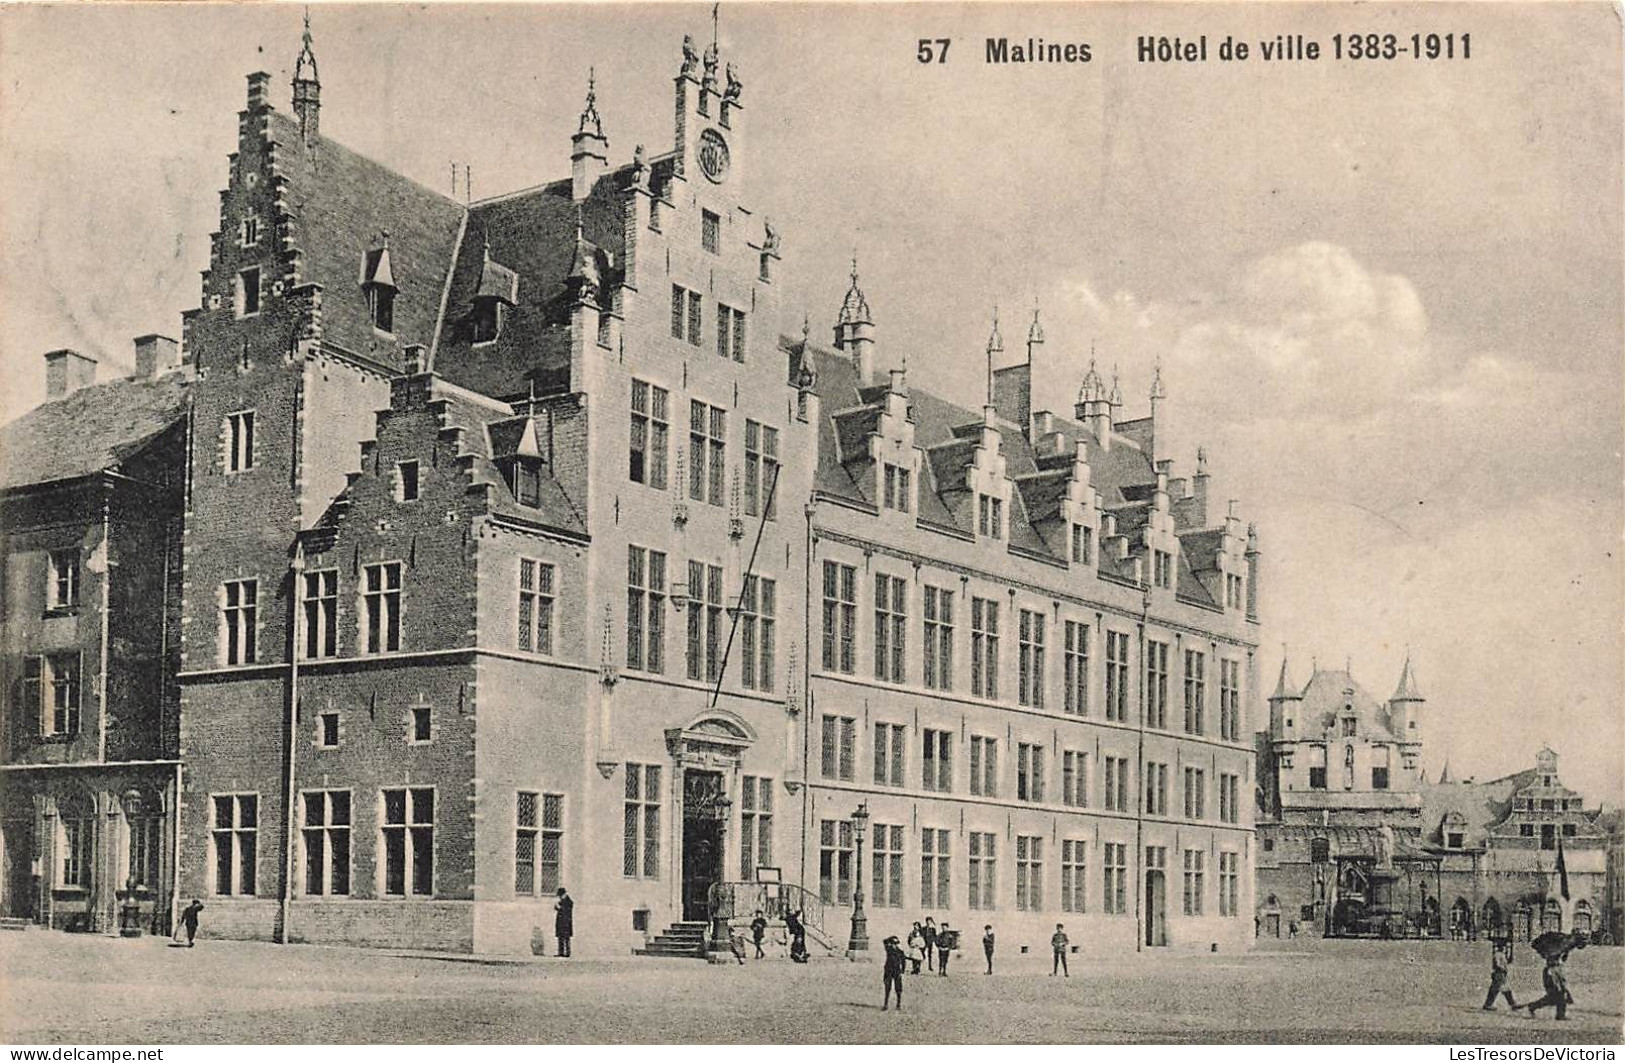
[
  {"left": 762, "top": 218, "right": 779, "bottom": 255},
  {"left": 724, "top": 62, "right": 743, "bottom": 103},
  {"left": 681, "top": 35, "right": 699, "bottom": 78}
]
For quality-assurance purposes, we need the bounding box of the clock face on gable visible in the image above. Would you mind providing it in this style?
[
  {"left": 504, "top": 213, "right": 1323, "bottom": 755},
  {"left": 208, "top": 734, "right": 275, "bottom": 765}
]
[{"left": 697, "top": 128, "right": 730, "bottom": 184}]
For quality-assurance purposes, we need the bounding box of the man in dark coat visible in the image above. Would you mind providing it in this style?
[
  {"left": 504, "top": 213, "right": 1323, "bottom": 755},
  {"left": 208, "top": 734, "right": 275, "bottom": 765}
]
[
  {"left": 180, "top": 899, "right": 204, "bottom": 947},
  {"left": 922, "top": 917, "right": 938, "bottom": 972},
  {"left": 1482, "top": 937, "right": 1518, "bottom": 1011},
  {"left": 785, "top": 908, "right": 809, "bottom": 962},
  {"left": 1527, "top": 933, "right": 1586, "bottom": 1020},
  {"left": 881, "top": 936, "right": 907, "bottom": 1011},
  {"left": 554, "top": 887, "right": 574, "bottom": 957}
]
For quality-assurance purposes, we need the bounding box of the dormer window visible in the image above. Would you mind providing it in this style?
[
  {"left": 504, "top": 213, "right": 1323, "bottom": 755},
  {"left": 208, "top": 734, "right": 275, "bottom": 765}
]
[
  {"left": 363, "top": 239, "right": 398, "bottom": 335},
  {"left": 505, "top": 460, "right": 541, "bottom": 509},
  {"left": 367, "top": 284, "right": 395, "bottom": 334},
  {"left": 471, "top": 300, "right": 502, "bottom": 344},
  {"left": 978, "top": 494, "right": 1003, "bottom": 538},
  {"left": 1447, "top": 832, "right": 1464, "bottom": 849},
  {"left": 1152, "top": 549, "right": 1174, "bottom": 589},
  {"left": 472, "top": 245, "right": 518, "bottom": 346},
  {"left": 1070, "top": 523, "right": 1093, "bottom": 565},
  {"left": 1225, "top": 573, "right": 1244, "bottom": 608},
  {"left": 882, "top": 463, "right": 911, "bottom": 514}
]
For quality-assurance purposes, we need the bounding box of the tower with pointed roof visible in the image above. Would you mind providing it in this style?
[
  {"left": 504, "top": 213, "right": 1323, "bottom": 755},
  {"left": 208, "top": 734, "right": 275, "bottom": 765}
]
[
  {"left": 1388, "top": 654, "right": 1425, "bottom": 754},
  {"left": 834, "top": 257, "right": 875, "bottom": 385}
]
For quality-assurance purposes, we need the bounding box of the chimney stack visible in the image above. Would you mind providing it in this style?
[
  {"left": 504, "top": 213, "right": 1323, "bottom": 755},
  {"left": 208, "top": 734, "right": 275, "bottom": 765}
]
[
  {"left": 133, "top": 335, "right": 180, "bottom": 379},
  {"left": 45, "top": 349, "right": 97, "bottom": 400}
]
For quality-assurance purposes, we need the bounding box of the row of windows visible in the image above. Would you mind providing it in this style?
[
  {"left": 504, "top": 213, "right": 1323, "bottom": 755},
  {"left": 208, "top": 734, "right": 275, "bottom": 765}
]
[
  {"left": 821, "top": 716, "right": 1244, "bottom": 822},
  {"left": 819, "top": 562, "right": 1245, "bottom": 738},
  {"left": 52, "top": 813, "right": 164, "bottom": 891},
  {"left": 234, "top": 263, "right": 395, "bottom": 335},
  {"left": 624, "top": 547, "right": 777, "bottom": 690},
  {"left": 211, "top": 559, "right": 557, "bottom": 666},
  {"left": 819, "top": 822, "right": 1241, "bottom": 917},
  {"left": 670, "top": 285, "right": 749, "bottom": 364},
  {"left": 212, "top": 788, "right": 565, "bottom": 899},
  {"left": 627, "top": 381, "right": 781, "bottom": 518}
]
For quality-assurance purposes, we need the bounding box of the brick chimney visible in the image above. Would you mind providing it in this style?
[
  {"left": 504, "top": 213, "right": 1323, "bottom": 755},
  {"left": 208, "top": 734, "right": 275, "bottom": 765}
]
[
  {"left": 133, "top": 335, "right": 180, "bottom": 379},
  {"left": 45, "top": 349, "right": 97, "bottom": 399}
]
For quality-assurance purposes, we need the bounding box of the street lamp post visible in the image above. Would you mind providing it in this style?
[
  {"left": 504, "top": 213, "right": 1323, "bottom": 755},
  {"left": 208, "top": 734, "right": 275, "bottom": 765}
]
[{"left": 849, "top": 801, "right": 870, "bottom": 955}]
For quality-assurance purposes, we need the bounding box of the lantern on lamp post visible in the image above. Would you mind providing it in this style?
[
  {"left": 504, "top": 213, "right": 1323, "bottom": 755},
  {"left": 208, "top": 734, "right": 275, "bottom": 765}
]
[{"left": 848, "top": 800, "right": 870, "bottom": 955}]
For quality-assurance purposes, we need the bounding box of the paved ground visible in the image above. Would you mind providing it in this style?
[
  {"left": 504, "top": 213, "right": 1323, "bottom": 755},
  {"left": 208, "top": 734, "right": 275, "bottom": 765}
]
[{"left": 2, "top": 930, "right": 1620, "bottom": 1044}]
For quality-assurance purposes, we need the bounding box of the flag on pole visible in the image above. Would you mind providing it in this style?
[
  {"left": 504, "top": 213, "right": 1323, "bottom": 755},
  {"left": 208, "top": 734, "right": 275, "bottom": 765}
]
[{"left": 1556, "top": 833, "right": 1570, "bottom": 901}]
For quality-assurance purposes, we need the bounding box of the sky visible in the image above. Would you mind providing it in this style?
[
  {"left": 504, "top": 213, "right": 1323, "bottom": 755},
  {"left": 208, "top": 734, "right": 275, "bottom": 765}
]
[{"left": 1, "top": 2, "right": 1620, "bottom": 799}]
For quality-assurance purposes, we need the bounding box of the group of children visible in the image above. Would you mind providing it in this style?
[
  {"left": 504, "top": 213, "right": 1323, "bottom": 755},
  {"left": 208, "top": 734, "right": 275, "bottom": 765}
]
[{"left": 1482, "top": 932, "right": 1587, "bottom": 1021}]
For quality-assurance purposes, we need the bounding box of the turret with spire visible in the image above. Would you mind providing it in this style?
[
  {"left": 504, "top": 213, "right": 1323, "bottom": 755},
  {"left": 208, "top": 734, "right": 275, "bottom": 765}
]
[
  {"left": 1388, "top": 654, "right": 1425, "bottom": 748},
  {"left": 572, "top": 68, "right": 609, "bottom": 200},
  {"left": 1268, "top": 652, "right": 1303, "bottom": 742},
  {"left": 292, "top": 8, "right": 321, "bottom": 143},
  {"left": 1073, "top": 347, "right": 1113, "bottom": 452},
  {"left": 834, "top": 255, "right": 875, "bottom": 385}
]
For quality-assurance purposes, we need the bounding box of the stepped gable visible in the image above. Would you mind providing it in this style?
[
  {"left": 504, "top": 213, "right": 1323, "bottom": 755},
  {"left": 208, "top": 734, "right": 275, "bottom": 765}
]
[
  {"left": 434, "top": 163, "right": 637, "bottom": 400},
  {"left": 265, "top": 110, "right": 464, "bottom": 367},
  {"left": 0, "top": 374, "right": 190, "bottom": 490},
  {"left": 801, "top": 342, "right": 1157, "bottom": 555},
  {"left": 313, "top": 377, "right": 585, "bottom": 538},
  {"left": 1297, "top": 668, "right": 1397, "bottom": 740}
]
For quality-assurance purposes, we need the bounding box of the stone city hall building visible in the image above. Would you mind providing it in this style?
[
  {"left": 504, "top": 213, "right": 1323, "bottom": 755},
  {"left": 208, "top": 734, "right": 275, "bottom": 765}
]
[{"left": 0, "top": 22, "right": 1261, "bottom": 955}]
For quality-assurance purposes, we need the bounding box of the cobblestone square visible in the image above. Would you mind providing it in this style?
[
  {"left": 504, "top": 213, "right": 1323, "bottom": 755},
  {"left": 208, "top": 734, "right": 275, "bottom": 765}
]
[{"left": 2, "top": 931, "right": 1620, "bottom": 1044}]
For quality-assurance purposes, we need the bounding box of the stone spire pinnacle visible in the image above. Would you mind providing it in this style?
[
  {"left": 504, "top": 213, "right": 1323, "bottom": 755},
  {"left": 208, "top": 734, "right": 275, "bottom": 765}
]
[
  {"left": 1149, "top": 357, "right": 1167, "bottom": 404},
  {"left": 837, "top": 253, "right": 871, "bottom": 326},
  {"left": 1108, "top": 363, "right": 1123, "bottom": 407},
  {"left": 578, "top": 67, "right": 604, "bottom": 136},
  {"left": 292, "top": 6, "right": 322, "bottom": 141}
]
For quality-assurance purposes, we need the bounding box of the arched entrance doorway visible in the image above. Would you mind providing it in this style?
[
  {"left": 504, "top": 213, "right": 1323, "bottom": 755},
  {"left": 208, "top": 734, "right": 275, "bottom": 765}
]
[{"left": 664, "top": 710, "right": 759, "bottom": 924}]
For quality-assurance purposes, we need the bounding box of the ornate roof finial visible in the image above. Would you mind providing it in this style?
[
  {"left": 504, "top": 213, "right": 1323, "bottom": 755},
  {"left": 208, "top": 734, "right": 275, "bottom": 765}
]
[
  {"left": 1027, "top": 298, "right": 1044, "bottom": 346},
  {"left": 712, "top": 1, "right": 720, "bottom": 50},
  {"left": 837, "top": 251, "right": 871, "bottom": 326},
  {"left": 987, "top": 305, "right": 1004, "bottom": 355},
  {"left": 1149, "top": 357, "right": 1167, "bottom": 403},
  {"left": 1078, "top": 344, "right": 1104, "bottom": 405},
  {"left": 1108, "top": 363, "right": 1124, "bottom": 407},
  {"left": 801, "top": 312, "right": 811, "bottom": 345},
  {"left": 295, "top": 7, "right": 319, "bottom": 82},
  {"left": 578, "top": 67, "right": 604, "bottom": 137}
]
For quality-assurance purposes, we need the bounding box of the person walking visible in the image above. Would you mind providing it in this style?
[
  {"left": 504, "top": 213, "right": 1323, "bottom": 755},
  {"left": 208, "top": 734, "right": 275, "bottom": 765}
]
[
  {"left": 923, "top": 917, "right": 938, "bottom": 972},
  {"left": 906, "top": 922, "right": 926, "bottom": 974},
  {"left": 554, "top": 887, "right": 574, "bottom": 957},
  {"left": 785, "top": 908, "right": 808, "bottom": 963},
  {"left": 1527, "top": 934, "right": 1585, "bottom": 1021},
  {"left": 750, "top": 910, "right": 768, "bottom": 959},
  {"left": 881, "top": 935, "right": 907, "bottom": 1011},
  {"left": 179, "top": 899, "right": 204, "bottom": 947},
  {"left": 1051, "top": 923, "right": 1070, "bottom": 977},
  {"left": 936, "top": 922, "right": 953, "bottom": 975},
  {"left": 982, "top": 924, "right": 996, "bottom": 975},
  {"left": 1482, "top": 937, "right": 1518, "bottom": 1011}
]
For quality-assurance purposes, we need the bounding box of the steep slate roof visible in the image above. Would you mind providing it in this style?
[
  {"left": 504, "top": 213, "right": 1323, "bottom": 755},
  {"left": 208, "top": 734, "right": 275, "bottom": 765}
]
[
  {"left": 1419, "top": 774, "right": 1528, "bottom": 849},
  {"left": 435, "top": 387, "right": 586, "bottom": 536},
  {"left": 1295, "top": 668, "right": 1397, "bottom": 741},
  {"left": 268, "top": 111, "right": 465, "bottom": 368},
  {"left": 0, "top": 374, "right": 191, "bottom": 490},
  {"left": 800, "top": 342, "right": 1160, "bottom": 557},
  {"left": 432, "top": 165, "right": 632, "bottom": 400}
]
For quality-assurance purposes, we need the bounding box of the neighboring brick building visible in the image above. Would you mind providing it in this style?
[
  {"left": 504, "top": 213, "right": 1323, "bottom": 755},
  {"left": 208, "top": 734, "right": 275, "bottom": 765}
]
[
  {"left": 3, "top": 19, "right": 1263, "bottom": 956},
  {"left": 0, "top": 338, "right": 189, "bottom": 934},
  {"left": 1255, "top": 656, "right": 1607, "bottom": 940}
]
